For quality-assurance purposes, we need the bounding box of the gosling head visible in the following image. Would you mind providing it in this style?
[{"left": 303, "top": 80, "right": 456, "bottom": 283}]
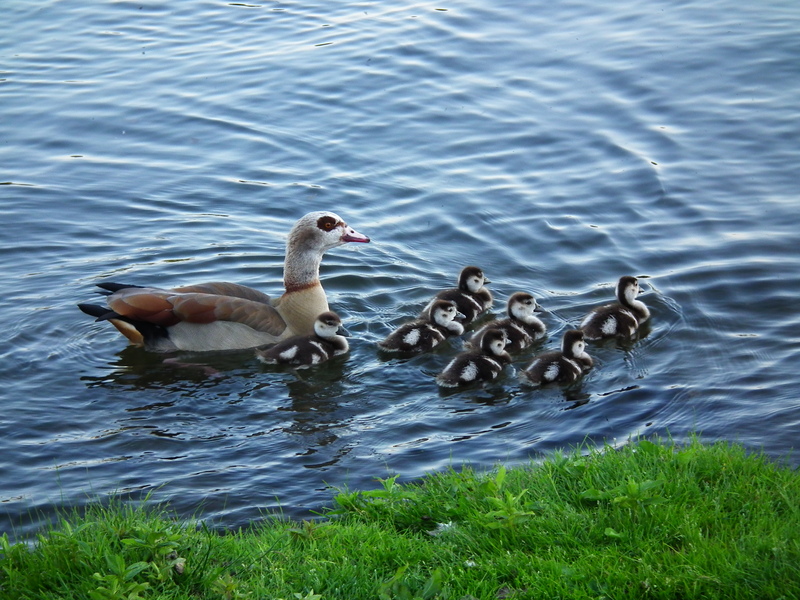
[
  {"left": 561, "top": 329, "right": 587, "bottom": 359},
  {"left": 507, "top": 291, "right": 540, "bottom": 322},
  {"left": 458, "top": 266, "right": 490, "bottom": 293},
  {"left": 429, "top": 300, "right": 464, "bottom": 334},
  {"left": 480, "top": 327, "right": 510, "bottom": 357},
  {"left": 616, "top": 275, "right": 643, "bottom": 306},
  {"left": 313, "top": 311, "right": 347, "bottom": 338}
]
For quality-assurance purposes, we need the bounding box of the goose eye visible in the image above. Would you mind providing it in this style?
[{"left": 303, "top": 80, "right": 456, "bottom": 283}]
[{"left": 317, "top": 216, "right": 338, "bottom": 231}]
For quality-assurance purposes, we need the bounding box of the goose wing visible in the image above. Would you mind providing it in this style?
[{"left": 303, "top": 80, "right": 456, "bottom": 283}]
[
  {"left": 106, "top": 286, "right": 287, "bottom": 336},
  {"left": 172, "top": 281, "right": 272, "bottom": 304}
]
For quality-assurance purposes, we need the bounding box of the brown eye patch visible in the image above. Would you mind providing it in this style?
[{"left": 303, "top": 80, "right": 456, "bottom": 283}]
[{"left": 317, "top": 215, "right": 339, "bottom": 231}]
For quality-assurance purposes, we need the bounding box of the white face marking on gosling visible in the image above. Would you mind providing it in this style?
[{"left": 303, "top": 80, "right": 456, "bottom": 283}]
[
  {"left": 561, "top": 330, "right": 586, "bottom": 356},
  {"left": 615, "top": 276, "right": 641, "bottom": 306},
  {"left": 510, "top": 294, "right": 537, "bottom": 320},
  {"left": 458, "top": 267, "right": 487, "bottom": 293},
  {"left": 623, "top": 281, "right": 640, "bottom": 304},
  {"left": 314, "top": 319, "right": 340, "bottom": 338},
  {"left": 466, "top": 274, "right": 484, "bottom": 292},
  {"left": 572, "top": 339, "right": 586, "bottom": 358},
  {"left": 432, "top": 303, "right": 458, "bottom": 327},
  {"left": 481, "top": 330, "right": 507, "bottom": 355},
  {"left": 490, "top": 337, "right": 507, "bottom": 356}
]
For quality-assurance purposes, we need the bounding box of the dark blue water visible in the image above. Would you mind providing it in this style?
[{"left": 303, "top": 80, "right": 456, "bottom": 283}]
[{"left": 2, "top": 0, "right": 799, "bottom": 539}]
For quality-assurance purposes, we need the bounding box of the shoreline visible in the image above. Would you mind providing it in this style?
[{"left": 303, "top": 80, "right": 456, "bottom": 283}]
[{"left": 2, "top": 436, "right": 798, "bottom": 599}]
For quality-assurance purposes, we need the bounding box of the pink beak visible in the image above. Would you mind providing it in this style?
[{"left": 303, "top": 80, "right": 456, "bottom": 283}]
[{"left": 342, "top": 226, "right": 370, "bottom": 243}]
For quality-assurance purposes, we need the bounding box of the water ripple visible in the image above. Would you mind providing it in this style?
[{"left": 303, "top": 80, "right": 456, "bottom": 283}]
[{"left": 2, "top": 0, "right": 800, "bottom": 540}]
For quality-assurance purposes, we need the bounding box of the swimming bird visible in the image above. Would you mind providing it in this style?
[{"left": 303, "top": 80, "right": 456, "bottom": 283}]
[
  {"left": 467, "top": 292, "right": 546, "bottom": 353},
  {"left": 580, "top": 275, "right": 650, "bottom": 341},
  {"left": 520, "top": 329, "right": 593, "bottom": 387},
  {"left": 422, "top": 266, "right": 493, "bottom": 325},
  {"left": 255, "top": 311, "right": 349, "bottom": 368},
  {"left": 378, "top": 299, "right": 464, "bottom": 354},
  {"left": 77, "top": 211, "right": 370, "bottom": 352},
  {"left": 436, "top": 327, "right": 511, "bottom": 388}
]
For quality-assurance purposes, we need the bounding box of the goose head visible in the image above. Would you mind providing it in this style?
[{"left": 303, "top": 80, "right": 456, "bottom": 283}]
[
  {"left": 287, "top": 211, "right": 370, "bottom": 254},
  {"left": 284, "top": 211, "right": 370, "bottom": 291}
]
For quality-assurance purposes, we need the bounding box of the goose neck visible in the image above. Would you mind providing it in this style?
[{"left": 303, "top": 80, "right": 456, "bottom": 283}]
[{"left": 284, "top": 246, "right": 322, "bottom": 292}]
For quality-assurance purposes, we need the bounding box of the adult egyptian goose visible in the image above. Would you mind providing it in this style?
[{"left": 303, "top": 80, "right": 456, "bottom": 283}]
[
  {"left": 78, "top": 211, "right": 370, "bottom": 352},
  {"left": 422, "top": 266, "right": 492, "bottom": 325},
  {"left": 520, "top": 329, "right": 593, "bottom": 387},
  {"left": 436, "top": 327, "right": 511, "bottom": 388},
  {"left": 255, "top": 311, "right": 349, "bottom": 368},
  {"left": 580, "top": 276, "right": 650, "bottom": 341},
  {"left": 378, "top": 299, "right": 464, "bottom": 354},
  {"left": 467, "top": 292, "right": 546, "bottom": 353}
]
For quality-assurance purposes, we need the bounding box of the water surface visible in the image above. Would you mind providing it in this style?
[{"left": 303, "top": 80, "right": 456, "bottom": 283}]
[{"left": 2, "top": 0, "right": 799, "bottom": 539}]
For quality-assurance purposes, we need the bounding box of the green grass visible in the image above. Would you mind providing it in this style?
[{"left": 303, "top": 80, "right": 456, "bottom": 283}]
[{"left": 2, "top": 437, "right": 799, "bottom": 599}]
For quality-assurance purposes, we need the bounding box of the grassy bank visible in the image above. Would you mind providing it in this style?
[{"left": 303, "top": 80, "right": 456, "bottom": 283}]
[{"left": 2, "top": 438, "right": 799, "bottom": 599}]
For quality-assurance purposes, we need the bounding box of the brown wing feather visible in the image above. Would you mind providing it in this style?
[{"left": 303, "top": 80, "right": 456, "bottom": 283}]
[
  {"left": 106, "top": 288, "right": 181, "bottom": 326},
  {"left": 107, "top": 287, "right": 287, "bottom": 336},
  {"left": 172, "top": 282, "right": 272, "bottom": 304},
  {"left": 171, "top": 294, "right": 286, "bottom": 335}
]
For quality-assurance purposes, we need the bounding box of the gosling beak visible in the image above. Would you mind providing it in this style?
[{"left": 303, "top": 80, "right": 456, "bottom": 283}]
[
  {"left": 455, "top": 311, "right": 467, "bottom": 322},
  {"left": 337, "top": 325, "right": 351, "bottom": 337}
]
